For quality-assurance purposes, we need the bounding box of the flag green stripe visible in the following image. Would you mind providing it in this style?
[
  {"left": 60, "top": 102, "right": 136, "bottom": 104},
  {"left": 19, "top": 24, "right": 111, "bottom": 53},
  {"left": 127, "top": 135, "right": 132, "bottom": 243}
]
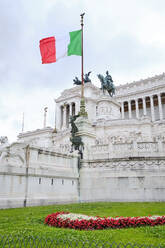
[{"left": 67, "top": 30, "right": 82, "bottom": 56}]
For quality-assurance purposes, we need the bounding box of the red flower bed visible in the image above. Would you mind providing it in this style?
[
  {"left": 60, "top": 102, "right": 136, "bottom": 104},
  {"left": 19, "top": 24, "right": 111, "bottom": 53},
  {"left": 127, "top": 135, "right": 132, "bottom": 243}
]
[{"left": 44, "top": 212, "right": 165, "bottom": 230}]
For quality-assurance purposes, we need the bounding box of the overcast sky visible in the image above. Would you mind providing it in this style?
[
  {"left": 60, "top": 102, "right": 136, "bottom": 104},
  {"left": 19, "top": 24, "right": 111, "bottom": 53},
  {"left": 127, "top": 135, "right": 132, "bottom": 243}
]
[{"left": 1, "top": 0, "right": 165, "bottom": 142}]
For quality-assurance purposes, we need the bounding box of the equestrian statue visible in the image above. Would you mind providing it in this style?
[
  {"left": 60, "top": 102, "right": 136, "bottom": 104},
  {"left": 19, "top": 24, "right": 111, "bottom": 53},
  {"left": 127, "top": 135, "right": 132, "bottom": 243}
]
[
  {"left": 73, "top": 71, "right": 92, "bottom": 85},
  {"left": 97, "top": 71, "right": 115, "bottom": 97}
]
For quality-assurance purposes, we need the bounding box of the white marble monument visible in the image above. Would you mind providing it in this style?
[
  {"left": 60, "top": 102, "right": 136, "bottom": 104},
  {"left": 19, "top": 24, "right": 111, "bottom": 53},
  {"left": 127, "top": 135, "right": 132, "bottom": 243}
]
[{"left": 0, "top": 73, "right": 165, "bottom": 208}]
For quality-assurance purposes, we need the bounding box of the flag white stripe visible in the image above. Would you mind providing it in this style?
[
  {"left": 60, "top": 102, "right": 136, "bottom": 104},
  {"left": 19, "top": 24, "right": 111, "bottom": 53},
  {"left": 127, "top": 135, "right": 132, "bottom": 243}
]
[{"left": 56, "top": 34, "right": 70, "bottom": 61}]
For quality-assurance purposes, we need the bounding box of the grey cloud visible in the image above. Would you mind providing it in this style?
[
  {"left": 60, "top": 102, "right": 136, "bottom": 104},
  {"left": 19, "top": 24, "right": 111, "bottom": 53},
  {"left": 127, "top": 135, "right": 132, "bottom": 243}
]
[
  {"left": 85, "top": 32, "right": 165, "bottom": 78},
  {"left": 1, "top": 0, "right": 165, "bottom": 142}
]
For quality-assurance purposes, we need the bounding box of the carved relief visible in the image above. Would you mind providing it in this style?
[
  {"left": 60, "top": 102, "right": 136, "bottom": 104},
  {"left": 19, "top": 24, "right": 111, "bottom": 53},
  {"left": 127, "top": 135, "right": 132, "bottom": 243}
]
[
  {"left": 98, "top": 104, "right": 112, "bottom": 115},
  {"left": 0, "top": 147, "right": 24, "bottom": 166},
  {"left": 137, "top": 142, "right": 158, "bottom": 152},
  {"left": 53, "top": 143, "right": 71, "bottom": 154},
  {"left": 92, "top": 127, "right": 165, "bottom": 158},
  {"left": 154, "top": 135, "right": 165, "bottom": 142},
  {"left": 83, "top": 159, "right": 165, "bottom": 169},
  {"left": 95, "top": 131, "right": 146, "bottom": 146},
  {"left": 91, "top": 144, "right": 108, "bottom": 152},
  {"left": 113, "top": 143, "right": 133, "bottom": 151},
  {"left": 5, "top": 154, "right": 24, "bottom": 166},
  {"left": 0, "top": 149, "right": 9, "bottom": 164}
]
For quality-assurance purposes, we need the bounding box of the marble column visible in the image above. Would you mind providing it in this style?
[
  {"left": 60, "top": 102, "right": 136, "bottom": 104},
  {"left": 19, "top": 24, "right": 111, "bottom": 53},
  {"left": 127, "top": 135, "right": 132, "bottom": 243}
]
[
  {"left": 142, "top": 97, "right": 147, "bottom": 116},
  {"left": 75, "top": 102, "right": 78, "bottom": 115},
  {"left": 70, "top": 103, "right": 73, "bottom": 117},
  {"left": 135, "top": 99, "right": 139, "bottom": 119},
  {"left": 150, "top": 95, "right": 155, "bottom": 122},
  {"left": 121, "top": 102, "right": 125, "bottom": 119},
  {"left": 63, "top": 104, "right": 67, "bottom": 129},
  {"left": 66, "top": 105, "right": 70, "bottom": 128},
  {"left": 56, "top": 105, "right": 61, "bottom": 130},
  {"left": 60, "top": 106, "right": 63, "bottom": 129},
  {"left": 69, "top": 103, "right": 72, "bottom": 127},
  {"left": 128, "top": 100, "right": 132, "bottom": 119},
  {"left": 158, "top": 93, "right": 163, "bottom": 120}
]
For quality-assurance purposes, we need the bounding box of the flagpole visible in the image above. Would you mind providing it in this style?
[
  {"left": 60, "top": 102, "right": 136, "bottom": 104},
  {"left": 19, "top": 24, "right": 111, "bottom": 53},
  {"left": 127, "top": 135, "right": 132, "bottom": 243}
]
[
  {"left": 79, "top": 13, "right": 87, "bottom": 117},
  {"left": 81, "top": 13, "right": 85, "bottom": 99}
]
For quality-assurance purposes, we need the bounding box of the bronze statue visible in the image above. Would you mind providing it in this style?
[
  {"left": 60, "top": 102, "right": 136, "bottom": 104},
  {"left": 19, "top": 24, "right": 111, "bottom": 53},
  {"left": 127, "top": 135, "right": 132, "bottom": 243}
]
[
  {"left": 73, "top": 71, "right": 92, "bottom": 85},
  {"left": 73, "top": 77, "right": 82, "bottom": 85},
  {"left": 97, "top": 70, "right": 115, "bottom": 97},
  {"left": 84, "top": 71, "right": 92, "bottom": 83},
  {"left": 69, "top": 115, "right": 84, "bottom": 152}
]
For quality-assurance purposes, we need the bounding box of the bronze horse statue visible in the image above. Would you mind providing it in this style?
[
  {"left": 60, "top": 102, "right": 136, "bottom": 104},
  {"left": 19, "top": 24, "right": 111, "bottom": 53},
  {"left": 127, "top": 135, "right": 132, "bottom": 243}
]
[
  {"left": 73, "top": 71, "right": 92, "bottom": 85},
  {"left": 97, "top": 71, "right": 115, "bottom": 97}
]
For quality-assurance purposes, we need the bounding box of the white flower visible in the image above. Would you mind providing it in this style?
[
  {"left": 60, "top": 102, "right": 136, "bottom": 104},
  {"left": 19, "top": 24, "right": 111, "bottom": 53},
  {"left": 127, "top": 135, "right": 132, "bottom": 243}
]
[{"left": 57, "top": 213, "right": 165, "bottom": 221}]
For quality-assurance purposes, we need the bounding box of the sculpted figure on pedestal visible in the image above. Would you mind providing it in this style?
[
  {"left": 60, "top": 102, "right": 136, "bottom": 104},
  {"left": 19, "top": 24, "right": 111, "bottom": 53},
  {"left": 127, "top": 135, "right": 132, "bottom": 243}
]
[
  {"left": 69, "top": 115, "right": 84, "bottom": 152},
  {"left": 97, "top": 70, "right": 115, "bottom": 97},
  {"left": 0, "top": 136, "right": 8, "bottom": 147}
]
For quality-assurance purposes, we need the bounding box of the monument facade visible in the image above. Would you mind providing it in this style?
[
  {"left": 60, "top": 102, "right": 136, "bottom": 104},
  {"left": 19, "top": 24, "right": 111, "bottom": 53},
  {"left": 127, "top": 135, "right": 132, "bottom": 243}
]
[{"left": 0, "top": 73, "right": 165, "bottom": 208}]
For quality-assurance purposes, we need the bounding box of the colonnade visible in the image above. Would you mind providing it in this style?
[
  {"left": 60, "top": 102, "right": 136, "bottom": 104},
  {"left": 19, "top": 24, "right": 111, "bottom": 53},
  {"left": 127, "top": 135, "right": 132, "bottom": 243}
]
[
  {"left": 60, "top": 102, "right": 79, "bottom": 129},
  {"left": 57, "top": 93, "right": 165, "bottom": 130},
  {"left": 120, "top": 92, "right": 165, "bottom": 121}
]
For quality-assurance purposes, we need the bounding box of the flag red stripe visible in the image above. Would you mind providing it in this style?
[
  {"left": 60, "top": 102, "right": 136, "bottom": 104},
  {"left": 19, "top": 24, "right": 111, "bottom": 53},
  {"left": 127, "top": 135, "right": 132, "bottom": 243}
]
[{"left": 39, "top": 37, "right": 56, "bottom": 64}]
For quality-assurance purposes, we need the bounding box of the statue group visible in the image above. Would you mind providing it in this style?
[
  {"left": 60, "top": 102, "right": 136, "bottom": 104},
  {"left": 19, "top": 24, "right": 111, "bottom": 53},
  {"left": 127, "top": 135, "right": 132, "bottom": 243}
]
[
  {"left": 73, "top": 70, "right": 115, "bottom": 97},
  {"left": 73, "top": 71, "right": 92, "bottom": 85},
  {"left": 98, "top": 71, "right": 115, "bottom": 97},
  {"left": 0, "top": 136, "right": 8, "bottom": 146}
]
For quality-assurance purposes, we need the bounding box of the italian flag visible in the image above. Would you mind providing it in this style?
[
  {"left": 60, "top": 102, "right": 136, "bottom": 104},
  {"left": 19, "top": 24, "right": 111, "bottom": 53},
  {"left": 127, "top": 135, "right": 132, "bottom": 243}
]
[{"left": 39, "top": 30, "right": 82, "bottom": 64}]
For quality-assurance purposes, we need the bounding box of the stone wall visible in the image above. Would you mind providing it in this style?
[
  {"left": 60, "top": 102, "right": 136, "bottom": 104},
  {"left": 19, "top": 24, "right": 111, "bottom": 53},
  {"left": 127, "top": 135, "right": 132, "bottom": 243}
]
[
  {"left": 1, "top": 140, "right": 165, "bottom": 209},
  {"left": 80, "top": 157, "right": 165, "bottom": 202},
  {"left": 0, "top": 143, "right": 79, "bottom": 208}
]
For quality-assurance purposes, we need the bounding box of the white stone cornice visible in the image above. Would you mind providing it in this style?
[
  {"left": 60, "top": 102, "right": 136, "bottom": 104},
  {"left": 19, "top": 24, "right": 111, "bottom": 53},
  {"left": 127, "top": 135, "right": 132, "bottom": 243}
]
[
  {"left": 55, "top": 93, "right": 81, "bottom": 103},
  {"left": 55, "top": 83, "right": 100, "bottom": 102},
  {"left": 116, "top": 72, "right": 165, "bottom": 90},
  {"left": 115, "top": 86, "right": 165, "bottom": 102},
  {"left": 115, "top": 73, "right": 165, "bottom": 98},
  {"left": 18, "top": 127, "right": 54, "bottom": 139}
]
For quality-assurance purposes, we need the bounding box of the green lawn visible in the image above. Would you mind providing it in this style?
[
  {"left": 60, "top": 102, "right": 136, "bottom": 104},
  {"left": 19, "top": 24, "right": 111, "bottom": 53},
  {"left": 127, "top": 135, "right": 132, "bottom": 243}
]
[{"left": 0, "top": 202, "right": 165, "bottom": 246}]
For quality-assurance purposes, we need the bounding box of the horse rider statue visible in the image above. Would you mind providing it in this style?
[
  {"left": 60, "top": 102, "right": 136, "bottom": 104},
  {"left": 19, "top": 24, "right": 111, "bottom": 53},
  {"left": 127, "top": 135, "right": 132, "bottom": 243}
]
[
  {"left": 73, "top": 71, "right": 92, "bottom": 85},
  {"left": 97, "top": 70, "right": 115, "bottom": 97}
]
